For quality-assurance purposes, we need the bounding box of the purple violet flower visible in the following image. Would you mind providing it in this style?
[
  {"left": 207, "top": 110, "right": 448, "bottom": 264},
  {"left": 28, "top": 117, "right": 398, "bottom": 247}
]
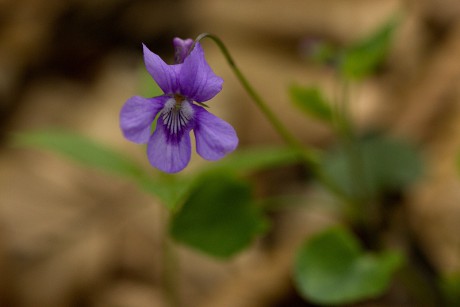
[{"left": 120, "top": 38, "right": 238, "bottom": 173}]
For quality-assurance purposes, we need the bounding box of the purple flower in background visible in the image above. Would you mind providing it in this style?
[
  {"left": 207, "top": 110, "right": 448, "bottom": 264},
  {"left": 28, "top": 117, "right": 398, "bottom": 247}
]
[{"left": 120, "top": 38, "right": 238, "bottom": 173}]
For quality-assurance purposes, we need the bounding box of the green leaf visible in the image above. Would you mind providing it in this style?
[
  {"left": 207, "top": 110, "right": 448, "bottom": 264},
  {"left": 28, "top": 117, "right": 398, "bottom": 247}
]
[
  {"left": 340, "top": 16, "right": 399, "bottom": 80},
  {"left": 322, "top": 135, "right": 422, "bottom": 199},
  {"left": 199, "top": 146, "right": 300, "bottom": 174},
  {"left": 12, "top": 131, "right": 182, "bottom": 209},
  {"left": 137, "top": 174, "right": 192, "bottom": 210},
  {"left": 441, "top": 273, "right": 460, "bottom": 307},
  {"left": 162, "top": 146, "right": 304, "bottom": 210},
  {"left": 12, "top": 132, "right": 304, "bottom": 211},
  {"left": 139, "top": 64, "right": 163, "bottom": 97},
  {"left": 14, "top": 131, "right": 144, "bottom": 177},
  {"left": 294, "top": 227, "right": 403, "bottom": 305},
  {"left": 170, "top": 172, "right": 268, "bottom": 258},
  {"left": 309, "top": 41, "right": 337, "bottom": 65},
  {"left": 289, "top": 85, "right": 333, "bottom": 122}
]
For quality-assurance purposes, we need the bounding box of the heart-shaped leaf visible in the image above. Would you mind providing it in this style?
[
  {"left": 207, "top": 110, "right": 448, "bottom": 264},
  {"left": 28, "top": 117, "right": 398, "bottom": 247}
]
[
  {"left": 170, "top": 173, "right": 267, "bottom": 258},
  {"left": 294, "top": 227, "right": 403, "bottom": 305},
  {"left": 322, "top": 135, "right": 422, "bottom": 200}
]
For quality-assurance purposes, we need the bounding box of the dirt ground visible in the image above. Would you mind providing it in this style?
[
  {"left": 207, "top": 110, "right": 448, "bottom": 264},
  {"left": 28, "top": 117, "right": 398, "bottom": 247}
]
[{"left": 1, "top": 0, "right": 460, "bottom": 306}]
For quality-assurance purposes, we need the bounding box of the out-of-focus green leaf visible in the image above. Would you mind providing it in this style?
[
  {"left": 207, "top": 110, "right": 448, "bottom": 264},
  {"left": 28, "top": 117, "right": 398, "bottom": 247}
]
[
  {"left": 308, "top": 41, "right": 337, "bottom": 65},
  {"left": 340, "top": 16, "right": 399, "bottom": 80},
  {"left": 136, "top": 174, "right": 192, "bottom": 209},
  {"left": 149, "top": 146, "right": 307, "bottom": 209},
  {"left": 289, "top": 85, "right": 333, "bottom": 122},
  {"left": 322, "top": 135, "right": 422, "bottom": 200},
  {"left": 139, "top": 64, "right": 163, "bottom": 98},
  {"left": 12, "top": 131, "right": 183, "bottom": 209},
  {"left": 12, "top": 131, "right": 307, "bottom": 210},
  {"left": 14, "top": 131, "right": 144, "bottom": 177},
  {"left": 170, "top": 172, "right": 268, "bottom": 258},
  {"left": 294, "top": 227, "right": 403, "bottom": 305},
  {"left": 441, "top": 273, "right": 460, "bottom": 307},
  {"left": 199, "top": 146, "right": 301, "bottom": 174},
  {"left": 139, "top": 63, "right": 161, "bottom": 132}
]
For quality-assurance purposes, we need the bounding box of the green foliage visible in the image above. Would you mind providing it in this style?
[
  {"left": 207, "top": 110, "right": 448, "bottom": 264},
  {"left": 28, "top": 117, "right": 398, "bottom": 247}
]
[
  {"left": 14, "top": 131, "right": 143, "bottom": 177},
  {"left": 441, "top": 273, "right": 460, "bottom": 307},
  {"left": 309, "top": 41, "right": 337, "bottom": 65},
  {"left": 14, "top": 131, "right": 299, "bottom": 259},
  {"left": 201, "top": 146, "right": 300, "bottom": 174},
  {"left": 322, "top": 135, "right": 422, "bottom": 200},
  {"left": 13, "top": 131, "right": 300, "bottom": 211},
  {"left": 304, "top": 17, "right": 399, "bottom": 80},
  {"left": 294, "top": 227, "right": 403, "bottom": 305},
  {"left": 13, "top": 131, "right": 184, "bottom": 208},
  {"left": 139, "top": 64, "right": 163, "bottom": 97},
  {"left": 140, "top": 65, "right": 161, "bottom": 132},
  {"left": 340, "top": 17, "right": 399, "bottom": 80},
  {"left": 170, "top": 173, "right": 267, "bottom": 258},
  {"left": 289, "top": 85, "right": 333, "bottom": 122}
]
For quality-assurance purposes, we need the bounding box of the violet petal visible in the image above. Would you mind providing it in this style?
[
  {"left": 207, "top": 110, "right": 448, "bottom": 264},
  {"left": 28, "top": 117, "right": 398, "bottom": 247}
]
[
  {"left": 193, "top": 105, "right": 238, "bottom": 160},
  {"left": 179, "top": 43, "right": 223, "bottom": 103},
  {"left": 147, "top": 117, "right": 192, "bottom": 173},
  {"left": 143, "top": 44, "right": 178, "bottom": 94},
  {"left": 120, "top": 95, "right": 167, "bottom": 144}
]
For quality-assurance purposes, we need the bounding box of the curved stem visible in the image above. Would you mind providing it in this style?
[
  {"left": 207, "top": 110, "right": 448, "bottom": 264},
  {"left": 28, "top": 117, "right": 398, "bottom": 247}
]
[
  {"left": 194, "top": 33, "right": 350, "bottom": 202},
  {"left": 194, "top": 34, "right": 310, "bottom": 156}
]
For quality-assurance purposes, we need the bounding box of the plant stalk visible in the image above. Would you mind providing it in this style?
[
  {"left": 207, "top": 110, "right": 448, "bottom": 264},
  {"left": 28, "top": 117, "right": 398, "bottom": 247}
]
[{"left": 195, "top": 33, "right": 350, "bottom": 203}]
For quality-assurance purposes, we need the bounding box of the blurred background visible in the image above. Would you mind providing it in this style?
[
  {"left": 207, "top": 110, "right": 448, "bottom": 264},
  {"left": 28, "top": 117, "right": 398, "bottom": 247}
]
[{"left": 1, "top": 0, "right": 460, "bottom": 306}]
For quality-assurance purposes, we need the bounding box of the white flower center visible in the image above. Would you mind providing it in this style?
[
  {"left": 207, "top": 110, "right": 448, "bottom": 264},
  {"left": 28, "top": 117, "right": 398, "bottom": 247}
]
[{"left": 161, "top": 97, "right": 194, "bottom": 135}]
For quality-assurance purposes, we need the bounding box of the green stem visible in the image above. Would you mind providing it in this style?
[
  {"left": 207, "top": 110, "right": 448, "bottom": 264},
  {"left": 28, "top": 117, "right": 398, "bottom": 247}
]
[
  {"left": 195, "top": 34, "right": 309, "bottom": 155},
  {"left": 194, "top": 33, "right": 350, "bottom": 202},
  {"left": 335, "top": 81, "right": 367, "bottom": 219}
]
